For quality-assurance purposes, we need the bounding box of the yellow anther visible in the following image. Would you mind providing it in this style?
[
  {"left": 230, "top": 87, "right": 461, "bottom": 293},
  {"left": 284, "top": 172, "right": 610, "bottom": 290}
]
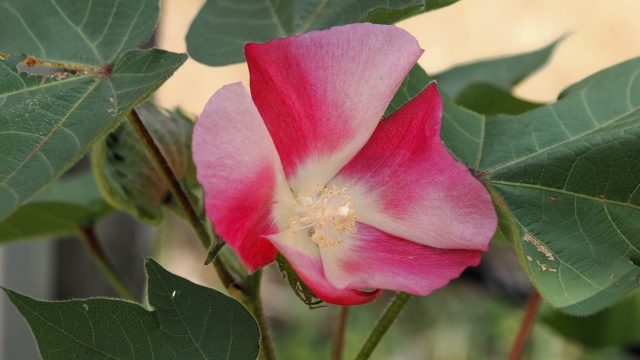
[{"left": 288, "top": 184, "right": 358, "bottom": 248}]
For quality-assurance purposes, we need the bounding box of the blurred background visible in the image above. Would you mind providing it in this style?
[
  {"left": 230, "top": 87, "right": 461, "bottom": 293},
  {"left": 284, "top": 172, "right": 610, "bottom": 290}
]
[{"left": 2, "top": 0, "right": 640, "bottom": 359}]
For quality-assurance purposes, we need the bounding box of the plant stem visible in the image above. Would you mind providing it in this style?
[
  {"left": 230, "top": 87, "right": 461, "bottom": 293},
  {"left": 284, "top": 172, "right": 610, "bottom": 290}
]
[
  {"left": 355, "top": 292, "right": 412, "bottom": 360},
  {"left": 508, "top": 289, "right": 541, "bottom": 360},
  {"left": 331, "top": 306, "right": 350, "bottom": 360},
  {"left": 243, "top": 270, "right": 276, "bottom": 360},
  {"left": 78, "top": 224, "right": 136, "bottom": 301},
  {"left": 127, "top": 109, "right": 215, "bottom": 251},
  {"left": 129, "top": 108, "right": 275, "bottom": 356}
]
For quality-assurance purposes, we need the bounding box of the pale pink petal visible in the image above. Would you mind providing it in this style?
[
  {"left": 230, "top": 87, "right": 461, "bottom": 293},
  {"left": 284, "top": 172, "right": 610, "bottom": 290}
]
[
  {"left": 193, "top": 83, "right": 291, "bottom": 272},
  {"left": 332, "top": 83, "right": 497, "bottom": 250},
  {"left": 267, "top": 230, "right": 381, "bottom": 305},
  {"left": 245, "top": 23, "right": 423, "bottom": 193},
  {"left": 320, "top": 223, "right": 482, "bottom": 295}
]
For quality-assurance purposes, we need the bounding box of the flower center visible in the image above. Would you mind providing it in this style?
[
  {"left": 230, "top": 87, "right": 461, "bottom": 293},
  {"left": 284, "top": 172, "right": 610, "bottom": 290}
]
[{"left": 288, "top": 184, "right": 359, "bottom": 248}]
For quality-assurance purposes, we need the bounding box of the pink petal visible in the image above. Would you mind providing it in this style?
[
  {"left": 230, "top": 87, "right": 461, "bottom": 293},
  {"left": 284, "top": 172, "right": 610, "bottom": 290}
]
[
  {"left": 332, "top": 83, "right": 497, "bottom": 250},
  {"left": 267, "top": 230, "right": 381, "bottom": 305},
  {"left": 320, "top": 223, "right": 482, "bottom": 295},
  {"left": 245, "top": 23, "right": 423, "bottom": 192},
  {"left": 193, "top": 83, "right": 290, "bottom": 272}
]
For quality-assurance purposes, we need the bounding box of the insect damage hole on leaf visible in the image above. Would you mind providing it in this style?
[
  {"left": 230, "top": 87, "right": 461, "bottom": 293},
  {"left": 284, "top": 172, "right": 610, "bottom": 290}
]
[{"left": 16, "top": 55, "right": 110, "bottom": 80}]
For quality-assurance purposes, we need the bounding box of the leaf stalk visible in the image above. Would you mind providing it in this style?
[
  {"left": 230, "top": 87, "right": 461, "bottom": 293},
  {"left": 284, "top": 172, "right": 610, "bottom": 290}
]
[
  {"left": 331, "top": 306, "right": 350, "bottom": 360},
  {"left": 78, "top": 224, "right": 136, "bottom": 301}
]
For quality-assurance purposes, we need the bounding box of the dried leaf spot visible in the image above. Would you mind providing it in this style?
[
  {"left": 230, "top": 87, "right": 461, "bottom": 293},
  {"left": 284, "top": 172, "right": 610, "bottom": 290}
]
[
  {"left": 549, "top": 195, "right": 557, "bottom": 201},
  {"left": 599, "top": 194, "right": 606, "bottom": 199},
  {"left": 524, "top": 233, "right": 555, "bottom": 261},
  {"left": 25, "top": 55, "right": 37, "bottom": 67},
  {"left": 536, "top": 260, "right": 557, "bottom": 272}
]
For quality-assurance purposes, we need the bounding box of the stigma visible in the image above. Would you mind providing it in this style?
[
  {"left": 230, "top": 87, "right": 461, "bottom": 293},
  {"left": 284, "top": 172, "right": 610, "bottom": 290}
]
[{"left": 288, "top": 184, "right": 359, "bottom": 248}]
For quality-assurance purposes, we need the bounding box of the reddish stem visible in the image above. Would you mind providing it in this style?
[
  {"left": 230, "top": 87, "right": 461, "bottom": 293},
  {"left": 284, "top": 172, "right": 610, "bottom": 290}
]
[{"left": 508, "top": 290, "right": 541, "bottom": 360}]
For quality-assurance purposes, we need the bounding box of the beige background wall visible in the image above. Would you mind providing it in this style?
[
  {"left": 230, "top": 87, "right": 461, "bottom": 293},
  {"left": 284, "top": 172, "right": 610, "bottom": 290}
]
[{"left": 156, "top": 0, "right": 640, "bottom": 113}]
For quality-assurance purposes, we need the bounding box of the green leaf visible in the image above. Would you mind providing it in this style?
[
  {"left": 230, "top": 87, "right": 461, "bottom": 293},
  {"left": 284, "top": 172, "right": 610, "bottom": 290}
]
[
  {"left": 92, "top": 103, "right": 196, "bottom": 224},
  {"left": 0, "top": 172, "right": 113, "bottom": 244},
  {"left": 434, "top": 38, "right": 562, "bottom": 98},
  {"left": 0, "top": 171, "right": 113, "bottom": 243},
  {"left": 0, "top": 0, "right": 187, "bottom": 221},
  {"left": 0, "top": 202, "right": 107, "bottom": 243},
  {"left": 541, "top": 292, "right": 640, "bottom": 348},
  {"left": 35, "top": 170, "right": 104, "bottom": 206},
  {"left": 0, "top": 0, "right": 157, "bottom": 66},
  {"left": 455, "top": 83, "right": 544, "bottom": 115},
  {"left": 4, "top": 258, "right": 261, "bottom": 359},
  {"left": 478, "top": 57, "right": 640, "bottom": 315},
  {"left": 360, "top": 0, "right": 459, "bottom": 24},
  {"left": 186, "top": 0, "right": 456, "bottom": 66},
  {"left": 390, "top": 59, "right": 640, "bottom": 315}
]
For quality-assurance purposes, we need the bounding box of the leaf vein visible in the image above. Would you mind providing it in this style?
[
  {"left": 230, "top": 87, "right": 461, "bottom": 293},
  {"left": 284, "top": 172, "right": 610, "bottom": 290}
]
[
  {"left": 490, "top": 180, "right": 640, "bottom": 210},
  {"left": 484, "top": 105, "right": 638, "bottom": 175},
  {"left": 581, "top": 91, "right": 599, "bottom": 126},
  {"left": 473, "top": 115, "right": 486, "bottom": 174},
  {"left": 0, "top": 80, "right": 101, "bottom": 189},
  {"left": 93, "top": 0, "right": 119, "bottom": 50},
  {"left": 264, "top": 0, "right": 288, "bottom": 36},
  {"left": 79, "top": 0, "right": 93, "bottom": 29},
  {"left": 2, "top": 3, "right": 47, "bottom": 57},
  {"left": 50, "top": 0, "right": 104, "bottom": 63},
  {"left": 299, "top": 0, "right": 329, "bottom": 33},
  {"left": 602, "top": 201, "right": 640, "bottom": 255}
]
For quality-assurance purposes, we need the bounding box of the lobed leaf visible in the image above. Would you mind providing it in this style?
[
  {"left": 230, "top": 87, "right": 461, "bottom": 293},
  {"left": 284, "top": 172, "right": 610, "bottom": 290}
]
[
  {"left": 186, "top": 0, "right": 459, "bottom": 66},
  {"left": 390, "top": 59, "right": 640, "bottom": 315},
  {"left": 0, "top": 0, "right": 187, "bottom": 221},
  {"left": 0, "top": 0, "right": 158, "bottom": 66},
  {"left": 478, "top": 58, "right": 640, "bottom": 315},
  {"left": 4, "top": 258, "right": 261, "bottom": 359}
]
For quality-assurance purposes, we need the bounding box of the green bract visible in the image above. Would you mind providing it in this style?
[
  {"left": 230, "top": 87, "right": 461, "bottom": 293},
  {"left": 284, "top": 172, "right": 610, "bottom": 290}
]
[{"left": 93, "top": 103, "right": 197, "bottom": 224}]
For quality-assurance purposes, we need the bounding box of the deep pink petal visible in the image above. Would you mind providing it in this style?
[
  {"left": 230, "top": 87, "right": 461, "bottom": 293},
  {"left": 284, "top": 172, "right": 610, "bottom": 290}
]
[
  {"left": 245, "top": 23, "right": 423, "bottom": 192},
  {"left": 193, "top": 83, "right": 290, "bottom": 272},
  {"left": 268, "top": 230, "right": 381, "bottom": 305},
  {"left": 332, "top": 82, "right": 497, "bottom": 250},
  {"left": 320, "top": 223, "right": 482, "bottom": 295}
]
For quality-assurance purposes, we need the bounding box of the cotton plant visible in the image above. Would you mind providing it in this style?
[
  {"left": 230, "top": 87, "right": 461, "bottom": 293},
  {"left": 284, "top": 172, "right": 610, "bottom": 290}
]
[{"left": 0, "top": 0, "right": 639, "bottom": 359}]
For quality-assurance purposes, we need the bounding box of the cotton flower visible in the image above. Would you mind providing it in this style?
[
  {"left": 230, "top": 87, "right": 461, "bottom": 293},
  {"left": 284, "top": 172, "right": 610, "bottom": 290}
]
[{"left": 192, "top": 23, "right": 497, "bottom": 305}]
